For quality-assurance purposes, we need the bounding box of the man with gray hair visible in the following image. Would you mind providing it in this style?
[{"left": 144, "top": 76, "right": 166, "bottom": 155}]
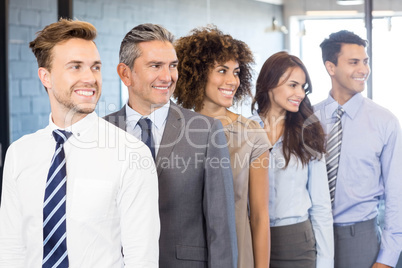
[{"left": 104, "top": 23, "right": 238, "bottom": 267}]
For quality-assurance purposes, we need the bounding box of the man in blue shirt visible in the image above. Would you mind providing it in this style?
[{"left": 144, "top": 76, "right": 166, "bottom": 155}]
[{"left": 314, "top": 30, "right": 402, "bottom": 268}]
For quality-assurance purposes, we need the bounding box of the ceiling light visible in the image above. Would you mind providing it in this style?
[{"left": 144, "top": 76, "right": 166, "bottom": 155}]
[
  {"left": 336, "top": 0, "right": 364, "bottom": 5},
  {"left": 305, "top": 10, "right": 359, "bottom": 16},
  {"left": 265, "top": 17, "right": 288, "bottom": 34}
]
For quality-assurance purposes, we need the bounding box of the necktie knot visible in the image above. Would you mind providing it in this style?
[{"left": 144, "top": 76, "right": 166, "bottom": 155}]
[
  {"left": 53, "top": 130, "right": 72, "bottom": 145},
  {"left": 336, "top": 107, "right": 345, "bottom": 119},
  {"left": 137, "top": 118, "right": 152, "bottom": 130}
]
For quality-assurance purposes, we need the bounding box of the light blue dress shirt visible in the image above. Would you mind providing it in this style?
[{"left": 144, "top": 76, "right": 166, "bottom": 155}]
[
  {"left": 314, "top": 93, "right": 402, "bottom": 266},
  {"left": 249, "top": 112, "right": 334, "bottom": 268},
  {"left": 125, "top": 102, "right": 170, "bottom": 156}
]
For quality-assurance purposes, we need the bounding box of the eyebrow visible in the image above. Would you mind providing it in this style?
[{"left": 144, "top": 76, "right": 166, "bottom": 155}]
[
  {"left": 66, "top": 60, "right": 102, "bottom": 65},
  {"left": 348, "top": 57, "right": 368, "bottom": 61},
  {"left": 217, "top": 64, "right": 240, "bottom": 70},
  {"left": 148, "top": 60, "right": 179, "bottom": 65},
  {"left": 289, "top": 80, "right": 301, "bottom": 84}
]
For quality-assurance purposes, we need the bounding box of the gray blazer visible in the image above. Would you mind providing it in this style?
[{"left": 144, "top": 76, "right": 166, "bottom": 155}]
[{"left": 104, "top": 101, "right": 237, "bottom": 268}]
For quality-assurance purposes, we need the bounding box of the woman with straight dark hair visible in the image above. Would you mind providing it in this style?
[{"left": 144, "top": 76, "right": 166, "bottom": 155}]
[{"left": 250, "top": 51, "right": 334, "bottom": 268}]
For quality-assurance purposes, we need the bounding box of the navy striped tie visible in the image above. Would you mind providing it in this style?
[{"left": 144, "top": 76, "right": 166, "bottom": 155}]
[{"left": 43, "top": 129, "right": 72, "bottom": 268}]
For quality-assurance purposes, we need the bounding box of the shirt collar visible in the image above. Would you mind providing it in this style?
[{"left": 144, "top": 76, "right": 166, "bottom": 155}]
[
  {"left": 250, "top": 110, "right": 264, "bottom": 128},
  {"left": 125, "top": 101, "right": 170, "bottom": 130},
  {"left": 342, "top": 93, "right": 364, "bottom": 119},
  {"left": 325, "top": 92, "right": 364, "bottom": 120},
  {"left": 48, "top": 111, "right": 98, "bottom": 139}
]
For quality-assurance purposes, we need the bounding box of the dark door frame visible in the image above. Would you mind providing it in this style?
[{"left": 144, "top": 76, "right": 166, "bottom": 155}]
[
  {"left": 58, "top": 0, "right": 73, "bottom": 19},
  {"left": 0, "top": 0, "right": 10, "bottom": 205},
  {"left": 0, "top": 0, "right": 73, "bottom": 205}
]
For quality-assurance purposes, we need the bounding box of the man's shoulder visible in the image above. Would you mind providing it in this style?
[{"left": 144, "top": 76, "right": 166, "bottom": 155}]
[
  {"left": 103, "top": 107, "right": 125, "bottom": 122},
  {"left": 313, "top": 98, "right": 329, "bottom": 111},
  {"left": 103, "top": 110, "right": 120, "bottom": 120},
  {"left": 98, "top": 116, "right": 141, "bottom": 142},
  {"left": 103, "top": 106, "right": 126, "bottom": 131},
  {"left": 5, "top": 128, "right": 49, "bottom": 159},
  {"left": 12, "top": 127, "right": 48, "bottom": 147},
  {"left": 364, "top": 98, "right": 397, "bottom": 118}
]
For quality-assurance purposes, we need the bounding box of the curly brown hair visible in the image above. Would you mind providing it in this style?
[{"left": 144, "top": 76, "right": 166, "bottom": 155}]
[{"left": 174, "top": 25, "right": 254, "bottom": 111}]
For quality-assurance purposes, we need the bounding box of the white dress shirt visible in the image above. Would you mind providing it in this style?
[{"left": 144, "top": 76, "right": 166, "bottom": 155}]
[
  {"left": 0, "top": 112, "right": 160, "bottom": 267},
  {"left": 250, "top": 112, "right": 334, "bottom": 268},
  {"left": 125, "top": 102, "right": 170, "bottom": 156}
]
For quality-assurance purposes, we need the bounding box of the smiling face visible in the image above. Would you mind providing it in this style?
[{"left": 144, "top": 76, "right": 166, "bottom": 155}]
[
  {"left": 120, "top": 40, "right": 178, "bottom": 115},
  {"left": 268, "top": 66, "right": 306, "bottom": 116},
  {"left": 39, "top": 38, "right": 102, "bottom": 127},
  {"left": 202, "top": 60, "right": 240, "bottom": 110},
  {"left": 326, "top": 43, "right": 370, "bottom": 103}
]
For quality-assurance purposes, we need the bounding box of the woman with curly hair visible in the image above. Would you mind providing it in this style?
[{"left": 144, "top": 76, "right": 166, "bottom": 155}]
[
  {"left": 174, "top": 26, "right": 271, "bottom": 268},
  {"left": 250, "top": 51, "right": 334, "bottom": 267}
]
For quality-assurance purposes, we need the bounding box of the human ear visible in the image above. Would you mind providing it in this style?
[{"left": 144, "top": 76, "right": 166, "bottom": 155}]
[
  {"left": 38, "top": 67, "right": 51, "bottom": 89},
  {"left": 117, "top": 63, "right": 132, "bottom": 87},
  {"left": 324, "top": 61, "right": 336, "bottom": 76}
]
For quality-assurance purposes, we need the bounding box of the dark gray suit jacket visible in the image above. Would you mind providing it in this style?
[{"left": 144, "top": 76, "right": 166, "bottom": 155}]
[{"left": 104, "top": 101, "right": 237, "bottom": 268}]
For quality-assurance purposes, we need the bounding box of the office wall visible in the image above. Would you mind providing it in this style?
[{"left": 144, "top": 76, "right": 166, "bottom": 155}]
[
  {"left": 8, "top": 0, "right": 57, "bottom": 141},
  {"left": 8, "top": 0, "right": 284, "bottom": 141}
]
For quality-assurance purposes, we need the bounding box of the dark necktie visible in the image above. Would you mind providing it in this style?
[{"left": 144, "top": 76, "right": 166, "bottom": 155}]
[
  {"left": 326, "top": 107, "right": 345, "bottom": 205},
  {"left": 137, "top": 118, "right": 155, "bottom": 159},
  {"left": 43, "top": 129, "right": 72, "bottom": 268}
]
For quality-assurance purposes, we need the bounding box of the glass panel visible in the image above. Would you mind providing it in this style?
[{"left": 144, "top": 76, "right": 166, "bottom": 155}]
[
  {"left": 372, "top": 17, "right": 402, "bottom": 120},
  {"left": 300, "top": 17, "right": 402, "bottom": 122},
  {"left": 300, "top": 18, "right": 366, "bottom": 105}
]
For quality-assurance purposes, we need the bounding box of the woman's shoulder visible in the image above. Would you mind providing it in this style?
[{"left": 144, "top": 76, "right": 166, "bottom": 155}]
[{"left": 237, "top": 115, "right": 264, "bottom": 130}]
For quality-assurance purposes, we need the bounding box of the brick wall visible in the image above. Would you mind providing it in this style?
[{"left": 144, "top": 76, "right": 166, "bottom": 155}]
[
  {"left": 8, "top": 0, "right": 283, "bottom": 141},
  {"left": 8, "top": 0, "right": 56, "bottom": 141}
]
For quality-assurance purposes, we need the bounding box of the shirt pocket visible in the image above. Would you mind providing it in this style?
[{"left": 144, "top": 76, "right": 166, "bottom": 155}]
[{"left": 70, "top": 179, "right": 114, "bottom": 221}]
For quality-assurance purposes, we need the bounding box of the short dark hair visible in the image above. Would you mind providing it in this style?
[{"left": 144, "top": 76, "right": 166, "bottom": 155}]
[
  {"left": 320, "top": 30, "right": 368, "bottom": 65},
  {"left": 29, "top": 18, "right": 97, "bottom": 70},
  {"left": 174, "top": 25, "right": 254, "bottom": 111},
  {"left": 119, "top": 23, "right": 175, "bottom": 69}
]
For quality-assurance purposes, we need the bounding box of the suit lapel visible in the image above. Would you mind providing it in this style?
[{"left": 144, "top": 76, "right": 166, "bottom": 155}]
[{"left": 156, "top": 103, "right": 184, "bottom": 177}]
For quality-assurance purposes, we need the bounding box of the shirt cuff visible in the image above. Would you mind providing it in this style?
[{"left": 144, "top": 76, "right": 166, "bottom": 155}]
[{"left": 376, "top": 248, "right": 401, "bottom": 267}]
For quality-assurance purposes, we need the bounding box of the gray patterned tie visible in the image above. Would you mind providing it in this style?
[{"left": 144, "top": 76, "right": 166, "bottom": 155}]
[{"left": 326, "top": 107, "right": 345, "bottom": 205}]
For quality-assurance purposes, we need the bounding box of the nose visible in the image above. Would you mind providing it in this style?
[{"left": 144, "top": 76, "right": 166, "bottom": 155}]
[
  {"left": 359, "top": 62, "right": 370, "bottom": 75},
  {"left": 82, "top": 67, "right": 97, "bottom": 85},
  {"left": 159, "top": 66, "right": 172, "bottom": 82},
  {"left": 226, "top": 73, "right": 239, "bottom": 87},
  {"left": 295, "top": 85, "right": 306, "bottom": 99}
]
